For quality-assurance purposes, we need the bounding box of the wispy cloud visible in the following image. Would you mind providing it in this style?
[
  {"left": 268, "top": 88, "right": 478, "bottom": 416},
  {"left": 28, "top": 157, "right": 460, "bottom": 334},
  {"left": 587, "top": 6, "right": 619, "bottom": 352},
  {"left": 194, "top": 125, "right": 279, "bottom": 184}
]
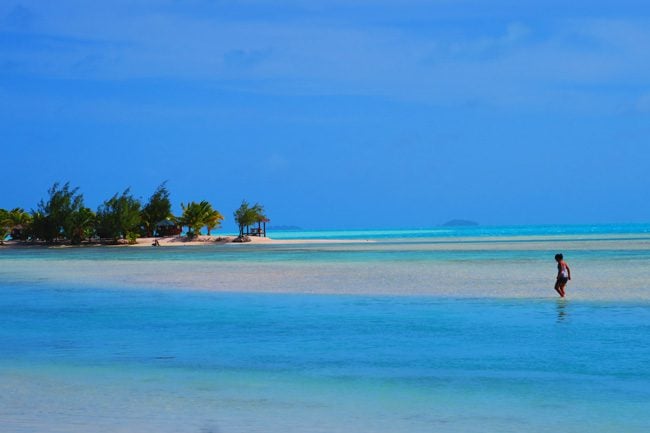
[{"left": 2, "top": 1, "right": 650, "bottom": 113}]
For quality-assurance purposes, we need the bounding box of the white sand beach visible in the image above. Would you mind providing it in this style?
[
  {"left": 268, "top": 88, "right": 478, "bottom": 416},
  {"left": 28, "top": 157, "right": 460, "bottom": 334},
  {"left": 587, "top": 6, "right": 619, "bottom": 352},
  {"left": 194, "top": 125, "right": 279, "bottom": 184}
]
[{"left": 0, "top": 235, "right": 371, "bottom": 249}]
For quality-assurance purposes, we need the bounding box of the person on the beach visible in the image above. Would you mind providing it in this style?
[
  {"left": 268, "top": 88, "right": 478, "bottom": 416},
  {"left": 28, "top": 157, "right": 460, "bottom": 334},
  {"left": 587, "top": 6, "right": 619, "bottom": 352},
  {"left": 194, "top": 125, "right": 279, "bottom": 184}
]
[{"left": 554, "top": 253, "right": 571, "bottom": 297}]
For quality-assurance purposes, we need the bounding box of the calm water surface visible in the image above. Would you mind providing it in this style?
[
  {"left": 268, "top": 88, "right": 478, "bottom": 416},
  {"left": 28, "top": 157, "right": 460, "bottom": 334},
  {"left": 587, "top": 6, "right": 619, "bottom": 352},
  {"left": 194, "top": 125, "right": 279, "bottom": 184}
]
[{"left": 1, "top": 225, "right": 650, "bottom": 432}]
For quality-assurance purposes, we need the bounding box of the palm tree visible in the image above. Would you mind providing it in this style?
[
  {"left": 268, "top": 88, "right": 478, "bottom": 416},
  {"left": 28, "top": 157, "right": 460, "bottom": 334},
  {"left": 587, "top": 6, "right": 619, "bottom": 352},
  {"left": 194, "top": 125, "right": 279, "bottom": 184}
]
[
  {"left": 6, "top": 208, "right": 32, "bottom": 240},
  {"left": 252, "top": 205, "right": 268, "bottom": 236},
  {"left": 68, "top": 207, "right": 96, "bottom": 244},
  {"left": 234, "top": 200, "right": 266, "bottom": 237},
  {"left": 0, "top": 208, "right": 10, "bottom": 244},
  {"left": 180, "top": 201, "right": 207, "bottom": 239},
  {"left": 180, "top": 201, "right": 224, "bottom": 238},
  {"left": 234, "top": 201, "right": 251, "bottom": 237},
  {"left": 204, "top": 206, "right": 224, "bottom": 236},
  {"left": 7, "top": 207, "right": 31, "bottom": 225}
]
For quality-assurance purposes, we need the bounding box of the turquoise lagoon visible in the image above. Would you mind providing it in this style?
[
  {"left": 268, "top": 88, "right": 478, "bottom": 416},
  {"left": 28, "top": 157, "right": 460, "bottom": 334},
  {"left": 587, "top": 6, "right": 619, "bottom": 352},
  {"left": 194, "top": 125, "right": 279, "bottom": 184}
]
[{"left": 1, "top": 224, "right": 650, "bottom": 432}]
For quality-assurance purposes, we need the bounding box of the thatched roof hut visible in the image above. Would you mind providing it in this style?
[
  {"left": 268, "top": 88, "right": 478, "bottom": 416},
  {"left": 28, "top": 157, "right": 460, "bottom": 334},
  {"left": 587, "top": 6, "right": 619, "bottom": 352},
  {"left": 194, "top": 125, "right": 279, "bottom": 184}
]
[{"left": 155, "top": 219, "right": 181, "bottom": 237}]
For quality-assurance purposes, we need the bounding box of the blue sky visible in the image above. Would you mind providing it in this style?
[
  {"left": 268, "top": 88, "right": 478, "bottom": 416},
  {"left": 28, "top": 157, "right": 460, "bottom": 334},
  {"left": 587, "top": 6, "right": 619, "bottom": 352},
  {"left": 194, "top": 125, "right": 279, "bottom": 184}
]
[{"left": 1, "top": 0, "right": 649, "bottom": 230}]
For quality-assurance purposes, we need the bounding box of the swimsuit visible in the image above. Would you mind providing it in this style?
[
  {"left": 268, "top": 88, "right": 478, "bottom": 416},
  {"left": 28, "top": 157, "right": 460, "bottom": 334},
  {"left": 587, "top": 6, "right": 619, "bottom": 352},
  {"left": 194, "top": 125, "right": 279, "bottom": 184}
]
[{"left": 558, "top": 263, "right": 569, "bottom": 283}]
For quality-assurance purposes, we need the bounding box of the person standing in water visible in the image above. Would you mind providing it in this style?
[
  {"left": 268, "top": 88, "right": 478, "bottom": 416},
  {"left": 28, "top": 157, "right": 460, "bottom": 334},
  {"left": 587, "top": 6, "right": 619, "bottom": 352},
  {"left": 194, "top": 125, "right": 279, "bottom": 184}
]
[{"left": 554, "top": 253, "right": 571, "bottom": 297}]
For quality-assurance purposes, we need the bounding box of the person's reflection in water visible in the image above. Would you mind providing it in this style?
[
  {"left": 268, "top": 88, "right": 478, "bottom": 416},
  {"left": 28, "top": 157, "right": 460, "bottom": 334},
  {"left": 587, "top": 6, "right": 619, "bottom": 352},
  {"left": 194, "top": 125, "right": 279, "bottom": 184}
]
[{"left": 556, "top": 299, "right": 568, "bottom": 323}]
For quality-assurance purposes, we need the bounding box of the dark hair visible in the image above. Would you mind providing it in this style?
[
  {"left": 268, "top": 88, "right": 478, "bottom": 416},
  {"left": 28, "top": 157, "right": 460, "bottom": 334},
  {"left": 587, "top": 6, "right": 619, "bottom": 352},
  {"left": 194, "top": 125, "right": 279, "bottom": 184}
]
[{"left": 555, "top": 253, "right": 563, "bottom": 260}]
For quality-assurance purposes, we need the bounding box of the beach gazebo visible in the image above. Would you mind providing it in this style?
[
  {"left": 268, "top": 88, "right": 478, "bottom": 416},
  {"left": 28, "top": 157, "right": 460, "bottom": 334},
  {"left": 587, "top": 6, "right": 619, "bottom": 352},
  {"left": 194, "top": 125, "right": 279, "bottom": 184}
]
[
  {"left": 10, "top": 224, "right": 25, "bottom": 240},
  {"left": 155, "top": 219, "right": 182, "bottom": 237},
  {"left": 248, "top": 217, "right": 269, "bottom": 237}
]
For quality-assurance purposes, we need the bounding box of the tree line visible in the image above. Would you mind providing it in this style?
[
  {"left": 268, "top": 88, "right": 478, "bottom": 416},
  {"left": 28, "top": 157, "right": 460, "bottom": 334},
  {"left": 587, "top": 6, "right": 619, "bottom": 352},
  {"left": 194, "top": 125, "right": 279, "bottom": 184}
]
[{"left": 0, "top": 182, "right": 267, "bottom": 244}]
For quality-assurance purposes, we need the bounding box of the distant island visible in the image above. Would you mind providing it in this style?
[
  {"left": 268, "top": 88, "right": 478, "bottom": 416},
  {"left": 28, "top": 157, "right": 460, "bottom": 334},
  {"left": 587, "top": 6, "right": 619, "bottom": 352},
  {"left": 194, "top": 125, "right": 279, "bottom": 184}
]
[{"left": 442, "top": 219, "right": 479, "bottom": 227}]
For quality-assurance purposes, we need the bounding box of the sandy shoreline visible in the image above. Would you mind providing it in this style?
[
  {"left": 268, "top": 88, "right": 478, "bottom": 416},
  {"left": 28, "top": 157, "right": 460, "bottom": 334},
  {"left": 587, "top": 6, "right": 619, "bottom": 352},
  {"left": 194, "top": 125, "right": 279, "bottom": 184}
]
[{"left": 0, "top": 235, "right": 371, "bottom": 248}]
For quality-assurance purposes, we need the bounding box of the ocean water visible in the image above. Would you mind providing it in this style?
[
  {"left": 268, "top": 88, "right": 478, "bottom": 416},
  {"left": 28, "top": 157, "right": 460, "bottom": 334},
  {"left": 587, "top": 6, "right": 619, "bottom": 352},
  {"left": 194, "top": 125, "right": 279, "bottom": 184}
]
[
  {"left": 1, "top": 224, "right": 650, "bottom": 432},
  {"left": 267, "top": 222, "right": 650, "bottom": 240}
]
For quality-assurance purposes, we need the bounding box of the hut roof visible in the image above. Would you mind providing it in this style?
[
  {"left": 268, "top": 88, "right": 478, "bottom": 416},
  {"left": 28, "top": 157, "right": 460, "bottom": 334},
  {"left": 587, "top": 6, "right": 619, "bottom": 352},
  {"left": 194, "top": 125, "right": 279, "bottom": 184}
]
[{"left": 156, "top": 219, "right": 177, "bottom": 227}]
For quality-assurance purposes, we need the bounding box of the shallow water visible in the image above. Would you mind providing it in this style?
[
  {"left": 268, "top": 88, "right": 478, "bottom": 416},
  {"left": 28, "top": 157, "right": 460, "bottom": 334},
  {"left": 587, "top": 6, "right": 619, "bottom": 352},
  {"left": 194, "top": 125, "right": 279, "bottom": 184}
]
[
  {"left": 2, "top": 232, "right": 650, "bottom": 299},
  {"left": 1, "top": 226, "right": 650, "bottom": 432},
  {"left": 1, "top": 286, "right": 650, "bottom": 432}
]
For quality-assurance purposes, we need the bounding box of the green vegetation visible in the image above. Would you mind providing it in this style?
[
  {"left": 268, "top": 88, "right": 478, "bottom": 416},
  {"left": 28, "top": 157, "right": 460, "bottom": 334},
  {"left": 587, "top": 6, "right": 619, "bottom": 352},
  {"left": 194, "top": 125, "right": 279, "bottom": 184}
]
[
  {"left": 140, "top": 182, "right": 173, "bottom": 237},
  {"left": 1, "top": 208, "right": 32, "bottom": 241},
  {"left": 0, "top": 209, "right": 9, "bottom": 244},
  {"left": 68, "top": 206, "right": 96, "bottom": 244},
  {"left": 96, "top": 189, "right": 142, "bottom": 243},
  {"left": 179, "top": 201, "right": 206, "bottom": 239},
  {"left": 1, "top": 182, "right": 266, "bottom": 245},
  {"left": 204, "top": 206, "right": 224, "bottom": 236},
  {"left": 234, "top": 200, "right": 267, "bottom": 237},
  {"left": 180, "top": 201, "right": 224, "bottom": 239},
  {"left": 31, "top": 182, "right": 90, "bottom": 243}
]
